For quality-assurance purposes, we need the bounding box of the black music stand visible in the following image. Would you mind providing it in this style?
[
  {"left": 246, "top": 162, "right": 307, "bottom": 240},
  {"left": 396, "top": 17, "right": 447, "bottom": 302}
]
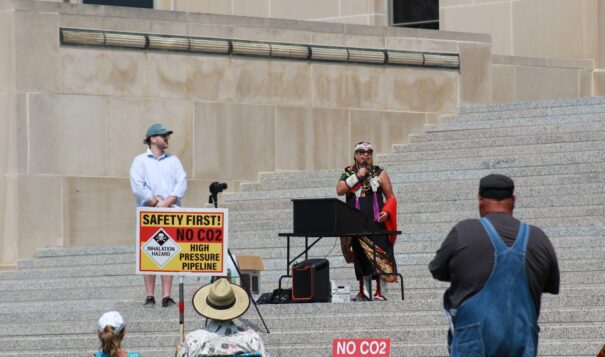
[{"left": 278, "top": 198, "right": 404, "bottom": 300}]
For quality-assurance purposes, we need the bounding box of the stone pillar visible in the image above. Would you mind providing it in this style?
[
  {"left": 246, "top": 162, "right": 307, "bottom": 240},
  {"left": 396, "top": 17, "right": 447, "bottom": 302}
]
[
  {"left": 0, "top": 1, "right": 16, "bottom": 267},
  {"left": 459, "top": 42, "right": 493, "bottom": 106},
  {"left": 0, "top": 3, "right": 64, "bottom": 266},
  {"left": 595, "top": 0, "right": 605, "bottom": 95}
]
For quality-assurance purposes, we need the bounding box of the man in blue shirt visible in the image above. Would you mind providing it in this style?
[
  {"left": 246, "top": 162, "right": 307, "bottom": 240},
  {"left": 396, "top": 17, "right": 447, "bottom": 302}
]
[{"left": 130, "top": 123, "right": 188, "bottom": 307}]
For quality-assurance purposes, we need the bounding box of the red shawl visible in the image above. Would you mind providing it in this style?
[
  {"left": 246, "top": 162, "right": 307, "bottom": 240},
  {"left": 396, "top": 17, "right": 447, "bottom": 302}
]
[{"left": 382, "top": 196, "right": 398, "bottom": 245}]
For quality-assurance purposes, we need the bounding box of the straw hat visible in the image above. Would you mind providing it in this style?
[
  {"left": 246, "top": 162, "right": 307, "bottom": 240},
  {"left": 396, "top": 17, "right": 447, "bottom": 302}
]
[{"left": 192, "top": 278, "right": 250, "bottom": 321}]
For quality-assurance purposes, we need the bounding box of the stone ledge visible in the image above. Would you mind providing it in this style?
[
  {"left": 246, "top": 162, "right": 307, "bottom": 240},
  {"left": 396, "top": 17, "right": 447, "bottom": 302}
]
[
  {"left": 60, "top": 27, "right": 461, "bottom": 69},
  {"left": 493, "top": 54, "right": 594, "bottom": 70},
  {"left": 0, "top": 264, "right": 16, "bottom": 271}
]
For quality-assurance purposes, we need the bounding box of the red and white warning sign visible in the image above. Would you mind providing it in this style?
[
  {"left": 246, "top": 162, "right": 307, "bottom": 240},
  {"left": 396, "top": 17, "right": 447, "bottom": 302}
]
[{"left": 332, "top": 338, "right": 390, "bottom": 357}]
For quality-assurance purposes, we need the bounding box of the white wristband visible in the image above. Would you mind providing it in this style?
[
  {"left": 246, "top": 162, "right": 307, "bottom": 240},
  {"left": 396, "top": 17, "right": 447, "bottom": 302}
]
[{"left": 345, "top": 174, "right": 360, "bottom": 188}]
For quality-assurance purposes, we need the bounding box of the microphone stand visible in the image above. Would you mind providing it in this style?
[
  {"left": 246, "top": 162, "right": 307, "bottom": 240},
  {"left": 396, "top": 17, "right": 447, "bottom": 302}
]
[{"left": 209, "top": 193, "right": 270, "bottom": 334}]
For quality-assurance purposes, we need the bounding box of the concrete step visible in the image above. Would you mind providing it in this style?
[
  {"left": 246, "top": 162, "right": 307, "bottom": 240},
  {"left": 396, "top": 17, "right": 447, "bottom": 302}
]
[
  {"left": 382, "top": 217, "right": 604, "bottom": 235},
  {"left": 397, "top": 193, "right": 605, "bottom": 213},
  {"left": 240, "top": 174, "right": 605, "bottom": 198},
  {"left": 0, "top": 266, "right": 601, "bottom": 294},
  {"left": 0, "top": 310, "right": 446, "bottom": 337},
  {"left": 381, "top": 140, "right": 605, "bottom": 164},
  {"left": 234, "top": 183, "right": 605, "bottom": 212},
  {"left": 2, "top": 340, "right": 603, "bottom": 357},
  {"left": 3, "top": 303, "right": 604, "bottom": 337},
  {"left": 0, "top": 264, "right": 600, "bottom": 306},
  {"left": 229, "top": 175, "right": 605, "bottom": 203},
  {"left": 260, "top": 339, "right": 605, "bottom": 357},
  {"left": 34, "top": 245, "right": 135, "bottom": 258},
  {"left": 427, "top": 112, "right": 605, "bottom": 132},
  {"left": 2, "top": 235, "right": 601, "bottom": 278},
  {"left": 0, "top": 291, "right": 599, "bottom": 320},
  {"left": 234, "top": 179, "right": 605, "bottom": 207},
  {"left": 0, "top": 257, "right": 600, "bottom": 301},
  {"left": 0, "top": 319, "right": 604, "bottom": 353},
  {"left": 411, "top": 120, "right": 605, "bottom": 143},
  {"left": 457, "top": 96, "right": 605, "bottom": 114},
  {"left": 0, "top": 348, "right": 177, "bottom": 357},
  {"left": 239, "top": 179, "right": 605, "bottom": 212},
  {"left": 29, "top": 222, "right": 605, "bottom": 255},
  {"left": 240, "top": 170, "right": 605, "bottom": 194},
  {"left": 0, "top": 270, "right": 597, "bottom": 305},
  {"left": 394, "top": 130, "right": 605, "bottom": 154},
  {"left": 235, "top": 163, "right": 605, "bottom": 198},
  {"left": 384, "top": 150, "right": 605, "bottom": 175},
  {"left": 241, "top": 159, "right": 605, "bottom": 187},
  {"left": 227, "top": 218, "right": 605, "bottom": 247},
  {"left": 425, "top": 110, "right": 605, "bottom": 132},
  {"left": 228, "top": 203, "right": 604, "bottom": 225},
  {"left": 0, "top": 287, "right": 597, "bottom": 329},
  {"left": 385, "top": 161, "right": 605, "bottom": 185},
  {"left": 0, "top": 297, "right": 600, "bottom": 357},
  {"left": 444, "top": 102, "right": 605, "bottom": 123},
  {"left": 399, "top": 205, "right": 604, "bottom": 224},
  {"left": 0, "top": 266, "right": 600, "bottom": 305},
  {"left": 229, "top": 213, "right": 604, "bottom": 234},
  {"left": 10, "top": 229, "right": 605, "bottom": 272}
]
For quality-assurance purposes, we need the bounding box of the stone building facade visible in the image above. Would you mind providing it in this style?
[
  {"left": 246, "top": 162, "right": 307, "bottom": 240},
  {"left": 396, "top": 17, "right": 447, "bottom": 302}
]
[{"left": 0, "top": 0, "right": 600, "bottom": 265}]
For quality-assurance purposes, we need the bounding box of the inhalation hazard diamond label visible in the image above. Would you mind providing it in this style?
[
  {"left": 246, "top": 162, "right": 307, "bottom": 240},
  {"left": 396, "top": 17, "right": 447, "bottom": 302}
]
[{"left": 142, "top": 228, "right": 181, "bottom": 268}]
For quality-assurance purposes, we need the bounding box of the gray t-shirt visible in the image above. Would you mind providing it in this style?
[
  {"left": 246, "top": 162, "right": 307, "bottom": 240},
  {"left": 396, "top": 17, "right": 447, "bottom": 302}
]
[{"left": 429, "top": 212, "right": 560, "bottom": 313}]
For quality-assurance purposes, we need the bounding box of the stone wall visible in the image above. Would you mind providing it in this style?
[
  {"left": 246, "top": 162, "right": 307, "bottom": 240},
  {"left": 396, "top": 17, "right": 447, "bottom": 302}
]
[
  {"left": 441, "top": 0, "right": 600, "bottom": 102},
  {"left": 40, "top": 0, "right": 605, "bottom": 72},
  {"left": 49, "top": 0, "right": 390, "bottom": 26},
  {"left": 38, "top": 1, "right": 605, "bottom": 97},
  {"left": 440, "top": 0, "right": 599, "bottom": 60},
  {"left": 0, "top": 0, "right": 492, "bottom": 265},
  {"left": 492, "top": 56, "right": 594, "bottom": 103}
]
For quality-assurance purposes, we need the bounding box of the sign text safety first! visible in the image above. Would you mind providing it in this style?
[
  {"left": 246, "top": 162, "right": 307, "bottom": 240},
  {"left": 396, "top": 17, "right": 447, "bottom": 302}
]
[{"left": 136, "top": 208, "right": 228, "bottom": 276}]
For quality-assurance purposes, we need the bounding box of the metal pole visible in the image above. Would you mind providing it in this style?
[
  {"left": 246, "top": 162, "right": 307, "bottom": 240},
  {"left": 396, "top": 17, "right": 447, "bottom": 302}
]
[
  {"left": 212, "top": 191, "right": 270, "bottom": 333},
  {"left": 179, "top": 275, "right": 185, "bottom": 343},
  {"left": 228, "top": 249, "right": 270, "bottom": 333}
]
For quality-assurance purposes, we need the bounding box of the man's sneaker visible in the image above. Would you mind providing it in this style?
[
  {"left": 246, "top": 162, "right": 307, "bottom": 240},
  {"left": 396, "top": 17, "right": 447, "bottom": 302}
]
[
  {"left": 162, "top": 297, "right": 176, "bottom": 307},
  {"left": 143, "top": 296, "right": 156, "bottom": 307}
]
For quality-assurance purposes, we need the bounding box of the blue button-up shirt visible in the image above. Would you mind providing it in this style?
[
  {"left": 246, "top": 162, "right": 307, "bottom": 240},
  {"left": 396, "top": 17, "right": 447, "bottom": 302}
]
[{"left": 129, "top": 149, "right": 188, "bottom": 207}]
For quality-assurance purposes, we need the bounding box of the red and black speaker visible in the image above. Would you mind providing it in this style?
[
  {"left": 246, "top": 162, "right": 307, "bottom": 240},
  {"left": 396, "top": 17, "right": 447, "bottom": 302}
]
[{"left": 292, "top": 258, "right": 330, "bottom": 302}]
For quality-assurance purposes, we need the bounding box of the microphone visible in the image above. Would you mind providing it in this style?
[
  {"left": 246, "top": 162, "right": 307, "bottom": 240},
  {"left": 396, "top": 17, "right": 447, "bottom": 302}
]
[{"left": 360, "top": 161, "right": 370, "bottom": 181}]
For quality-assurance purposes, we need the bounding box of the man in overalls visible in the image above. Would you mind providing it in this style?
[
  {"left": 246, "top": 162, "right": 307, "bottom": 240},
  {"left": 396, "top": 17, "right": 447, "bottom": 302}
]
[{"left": 429, "top": 174, "right": 560, "bottom": 356}]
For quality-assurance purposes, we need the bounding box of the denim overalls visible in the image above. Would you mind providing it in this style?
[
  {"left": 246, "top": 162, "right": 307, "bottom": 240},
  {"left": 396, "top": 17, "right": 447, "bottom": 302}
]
[{"left": 445, "top": 217, "right": 539, "bottom": 357}]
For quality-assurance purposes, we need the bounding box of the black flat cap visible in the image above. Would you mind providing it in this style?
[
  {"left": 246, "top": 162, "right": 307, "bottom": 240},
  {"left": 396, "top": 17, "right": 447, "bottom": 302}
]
[{"left": 479, "top": 174, "right": 515, "bottom": 200}]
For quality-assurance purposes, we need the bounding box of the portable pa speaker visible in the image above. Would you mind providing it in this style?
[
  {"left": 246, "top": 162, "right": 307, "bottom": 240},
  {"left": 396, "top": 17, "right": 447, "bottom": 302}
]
[
  {"left": 292, "top": 258, "right": 330, "bottom": 302},
  {"left": 240, "top": 273, "right": 258, "bottom": 295}
]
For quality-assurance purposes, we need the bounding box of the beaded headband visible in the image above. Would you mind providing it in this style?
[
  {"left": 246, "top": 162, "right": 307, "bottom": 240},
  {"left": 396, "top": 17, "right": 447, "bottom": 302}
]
[{"left": 354, "top": 141, "right": 373, "bottom": 153}]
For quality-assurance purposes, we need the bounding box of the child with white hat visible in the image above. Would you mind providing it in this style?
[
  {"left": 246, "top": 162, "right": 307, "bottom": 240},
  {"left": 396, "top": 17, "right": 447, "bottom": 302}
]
[{"left": 88, "top": 311, "right": 140, "bottom": 357}]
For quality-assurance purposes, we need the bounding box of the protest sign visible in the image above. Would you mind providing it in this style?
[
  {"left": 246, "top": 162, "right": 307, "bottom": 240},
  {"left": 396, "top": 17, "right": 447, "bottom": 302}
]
[{"left": 136, "top": 207, "right": 228, "bottom": 276}]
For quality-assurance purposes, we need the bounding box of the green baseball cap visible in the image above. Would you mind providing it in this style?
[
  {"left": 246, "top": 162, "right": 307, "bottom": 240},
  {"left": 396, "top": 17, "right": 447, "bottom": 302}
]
[{"left": 146, "top": 123, "right": 173, "bottom": 138}]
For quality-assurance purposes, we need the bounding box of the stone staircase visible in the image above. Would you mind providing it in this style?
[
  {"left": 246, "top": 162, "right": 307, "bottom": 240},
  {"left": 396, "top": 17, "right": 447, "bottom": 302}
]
[{"left": 2, "top": 97, "right": 605, "bottom": 356}]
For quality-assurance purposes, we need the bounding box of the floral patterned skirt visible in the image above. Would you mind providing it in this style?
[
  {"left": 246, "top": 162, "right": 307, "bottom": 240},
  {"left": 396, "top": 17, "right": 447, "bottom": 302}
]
[{"left": 340, "top": 235, "right": 398, "bottom": 283}]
